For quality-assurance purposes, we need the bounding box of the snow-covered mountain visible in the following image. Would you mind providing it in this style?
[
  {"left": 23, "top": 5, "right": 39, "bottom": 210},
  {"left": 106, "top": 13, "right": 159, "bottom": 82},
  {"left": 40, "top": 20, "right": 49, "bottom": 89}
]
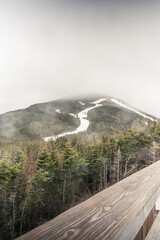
[{"left": 0, "top": 96, "right": 157, "bottom": 141}]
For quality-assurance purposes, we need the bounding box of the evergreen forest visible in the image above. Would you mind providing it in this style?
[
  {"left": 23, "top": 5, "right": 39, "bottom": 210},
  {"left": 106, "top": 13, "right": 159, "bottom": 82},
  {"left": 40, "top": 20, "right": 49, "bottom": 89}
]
[{"left": 1, "top": 121, "right": 160, "bottom": 239}]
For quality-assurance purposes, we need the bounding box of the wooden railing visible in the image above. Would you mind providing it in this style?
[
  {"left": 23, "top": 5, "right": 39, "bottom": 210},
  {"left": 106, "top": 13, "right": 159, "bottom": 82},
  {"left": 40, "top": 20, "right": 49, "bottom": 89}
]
[{"left": 16, "top": 160, "right": 160, "bottom": 240}]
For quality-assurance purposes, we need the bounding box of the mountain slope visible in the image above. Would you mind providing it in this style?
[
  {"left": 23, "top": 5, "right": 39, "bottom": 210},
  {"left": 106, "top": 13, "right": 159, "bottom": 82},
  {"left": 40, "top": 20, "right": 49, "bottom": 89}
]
[{"left": 0, "top": 96, "right": 157, "bottom": 141}]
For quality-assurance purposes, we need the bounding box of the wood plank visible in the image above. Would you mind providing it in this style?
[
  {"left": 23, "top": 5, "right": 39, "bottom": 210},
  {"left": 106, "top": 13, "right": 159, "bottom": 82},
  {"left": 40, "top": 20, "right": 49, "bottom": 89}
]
[
  {"left": 135, "top": 206, "right": 156, "bottom": 240},
  {"left": 16, "top": 161, "right": 160, "bottom": 240},
  {"left": 145, "top": 212, "right": 160, "bottom": 240}
]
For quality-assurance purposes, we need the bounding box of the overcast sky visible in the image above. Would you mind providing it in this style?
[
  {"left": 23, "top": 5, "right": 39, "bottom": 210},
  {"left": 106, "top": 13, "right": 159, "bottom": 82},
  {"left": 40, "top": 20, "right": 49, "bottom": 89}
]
[{"left": 0, "top": 0, "right": 160, "bottom": 116}]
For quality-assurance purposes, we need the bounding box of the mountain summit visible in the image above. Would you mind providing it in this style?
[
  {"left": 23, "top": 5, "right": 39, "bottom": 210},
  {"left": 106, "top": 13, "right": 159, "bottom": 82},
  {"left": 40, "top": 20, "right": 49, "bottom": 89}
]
[{"left": 0, "top": 96, "right": 156, "bottom": 141}]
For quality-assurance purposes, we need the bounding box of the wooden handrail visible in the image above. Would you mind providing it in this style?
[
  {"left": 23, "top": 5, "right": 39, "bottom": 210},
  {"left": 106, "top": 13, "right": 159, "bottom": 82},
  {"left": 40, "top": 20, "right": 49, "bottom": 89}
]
[
  {"left": 145, "top": 212, "right": 160, "bottom": 240},
  {"left": 16, "top": 161, "right": 160, "bottom": 240}
]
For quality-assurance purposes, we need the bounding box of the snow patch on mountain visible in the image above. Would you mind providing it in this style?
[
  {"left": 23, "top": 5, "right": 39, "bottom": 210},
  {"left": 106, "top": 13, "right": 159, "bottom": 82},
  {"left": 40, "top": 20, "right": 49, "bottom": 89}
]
[
  {"left": 79, "top": 101, "right": 85, "bottom": 105},
  {"left": 110, "top": 98, "right": 155, "bottom": 122},
  {"left": 69, "top": 113, "right": 77, "bottom": 118},
  {"left": 55, "top": 109, "right": 61, "bottom": 113},
  {"left": 44, "top": 98, "right": 106, "bottom": 141}
]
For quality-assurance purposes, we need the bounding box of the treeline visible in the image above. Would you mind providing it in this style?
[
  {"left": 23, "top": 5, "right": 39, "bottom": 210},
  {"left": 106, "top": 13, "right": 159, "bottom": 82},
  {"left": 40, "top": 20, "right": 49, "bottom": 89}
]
[{"left": 0, "top": 121, "right": 160, "bottom": 239}]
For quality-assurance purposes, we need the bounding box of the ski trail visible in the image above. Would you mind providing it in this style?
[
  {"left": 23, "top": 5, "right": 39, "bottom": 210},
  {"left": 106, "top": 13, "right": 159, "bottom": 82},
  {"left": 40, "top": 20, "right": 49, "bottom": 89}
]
[
  {"left": 110, "top": 98, "right": 155, "bottom": 122},
  {"left": 44, "top": 98, "right": 106, "bottom": 141}
]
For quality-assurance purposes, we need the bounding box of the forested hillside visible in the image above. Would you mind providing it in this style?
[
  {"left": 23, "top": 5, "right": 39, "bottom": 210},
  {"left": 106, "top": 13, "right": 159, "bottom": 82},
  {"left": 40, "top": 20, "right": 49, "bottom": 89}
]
[
  {"left": 0, "top": 120, "right": 160, "bottom": 239},
  {"left": 0, "top": 96, "right": 156, "bottom": 141}
]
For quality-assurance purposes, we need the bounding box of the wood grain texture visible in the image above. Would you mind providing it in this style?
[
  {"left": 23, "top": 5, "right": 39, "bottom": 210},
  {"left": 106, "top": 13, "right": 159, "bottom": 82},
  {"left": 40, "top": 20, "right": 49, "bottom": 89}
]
[
  {"left": 145, "top": 212, "right": 160, "bottom": 240},
  {"left": 15, "top": 161, "right": 160, "bottom": 240}
]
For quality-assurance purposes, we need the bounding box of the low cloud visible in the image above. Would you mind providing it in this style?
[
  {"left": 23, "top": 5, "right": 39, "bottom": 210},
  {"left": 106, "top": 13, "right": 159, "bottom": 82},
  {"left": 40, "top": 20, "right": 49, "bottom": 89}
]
[{"left": 0, "top": 0, "right": 160, "bottom": 117}]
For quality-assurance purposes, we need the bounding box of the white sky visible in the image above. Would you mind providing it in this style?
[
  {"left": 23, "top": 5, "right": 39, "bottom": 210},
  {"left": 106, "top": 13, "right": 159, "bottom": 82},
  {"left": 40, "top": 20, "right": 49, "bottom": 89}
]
[{"left": 0, "top": 0, "right": 160, "bottom": 117}]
